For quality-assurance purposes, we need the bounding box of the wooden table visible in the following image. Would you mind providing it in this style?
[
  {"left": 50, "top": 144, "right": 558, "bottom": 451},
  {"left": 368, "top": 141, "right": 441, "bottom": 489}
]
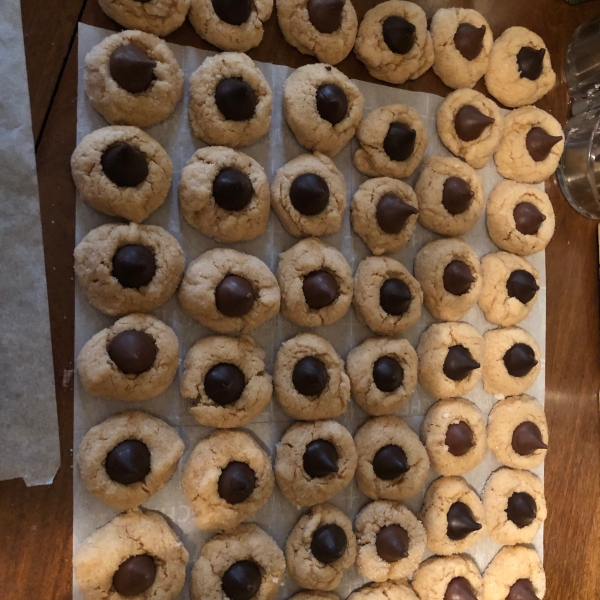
[{"left": 2, "top": 1, "right": 599, "bottom": 598}]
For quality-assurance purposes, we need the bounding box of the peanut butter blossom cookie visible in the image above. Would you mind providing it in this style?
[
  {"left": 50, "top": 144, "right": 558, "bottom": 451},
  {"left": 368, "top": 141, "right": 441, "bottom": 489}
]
[
  {"left": 354, "top": 0, "right": 433, "bottom": 84},
  {"left": 77, "top": 313, "right": 178, "bottom": 401},
  {"left": 277, "top": 0, "right": 358, "bottom": 65},
  {"left": 494, "top": 106, "right": 564, "bottom": 184},
  {"left": 182, "top": 429, "right": 274, "bottom": 531},
  {"left": 71, "top": 126, "right": 172, "bottom": 223},
  {"left": 179, "top": 146, "right": 270, "bottom": 243},
  {"left": 350, "top": 178, "right": 418, "bottom": 256},
  {"left": 421, "top": 397, "right": 487, "bottom": 477},
  {"left": 275, "top": 420, "right": 357, "bottom": 508},
  {"left": 437, "top": 89, "right": 503, "bottom": 169},
  {"left": 277, "top": 238, "right": 353, "bottom": 327},
  {"left": 84, "top": 30, "right": 183, "bottom": 128},
  {"left": 417, "top": 322, "right": 483, "bottom": 399},
  {"left": 286, "top": 503, "right": 357, "bottom": 590},
  {"left": 483, "top": 326, "right": 541, "bottom": 396},
  {"left": 78, "top": 411, "right": 184, "bottom": 510},
  {"left": 485, "top": 26, "right": 556, "bottom": 108},
  {"left": 181, "top": 335, "right": 272, "bottom": 428},
  {"left": 271, "top": 153, "right": 347, "bottom": 238},
  {"left": 482, "top": 467, "right": 546, "bottom": 545},
  {"left": 74, "top": 223, "right": 185, "bottom": 316},
  {"left": 189, "top": 52, "right": 272, "bottom": 147},
  {"left": 348, "top": 582, "right": 419, "bottom": 600},
  {"left": 283, "top": 64, "right": 364, "bottom": 157},
  {"left": 479, "top": 252, "right": 540, "bottom": 326},
  {"left": 414, "top": 237, "right": 482, "bottom": 322},
  {"left": 415, "top": 156, "right": 484, "bottom": 237},
  {"left": 430, "top": 8, "right": 493, "bottom": 90},
  {"left": 190, "top": 0, "right": 273, "bottom": 52},
  {"left": 487, "top": 395, "right": 548, "bottom": 470},
  {"left": 179, "top": 248, "right": 280, "bottom": 334},
  {"left": 412, "top": 555, "right": 483, "bottom": 600},
  {"left": 483, "top": 545, "right": 546, "bottom": 600},
  {"left": 355, "top": 416, "right": 429, "bottom": 501},
  {"left": 74, "top": 510, "right": 188, "bottom": 600},
  {"left": 346, "top": 337, "right": 418, "bottom": 416},
  {"left": 355, "top": 500, "right": 426, "bottom": 581},
  {"left": 486, "top": 180, "right": 556, "bottom": 256},
  {"left": 354, "top": 104, "right": 427, "bottom": 178},
  {"left": 420, "top": 476, "right": 485, "bottom": 555},
  {"left": 353, "top": 256, "right": 423, "bottom": 336},
  {"left": 98, "top": 0, "right": 191, "bottom": 36},
  {"left": 191, "top": 525, "right": 285, "bottom": 600},
  {"left": 274, "top": 333, "right": 350, "bottom": 420}
]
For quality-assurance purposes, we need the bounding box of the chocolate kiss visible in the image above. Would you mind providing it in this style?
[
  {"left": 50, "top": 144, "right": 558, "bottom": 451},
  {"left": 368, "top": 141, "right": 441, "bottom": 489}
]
[
  {"left": 507, "top": 579, "right": 540, "bottom": 600},
  {"left": 443, "top": 345, "right": 480, "bottom": 381},
  {"left": 526, "top": 127, "right": 563, "bottom": 162},
  {"left": 445, "top": 421, "right": 475, "bottom": 457},
  {"left": 303, "top": 439, "right": 339, "bottom": 478},
  {"left": 454, "top": 105, "right": 494, "bottom": 142},
  {"left": 375, "top": 524, "right": 409, "bottom": 562},
  {"left": 372, "top": 444, "right": 409, "bottom": 480},
  {"left": 507, "top": 270, "right": 539, "bottom": 304},
  {"left": 513, "top": 202, "right": 546, "bottom": 235},
  {"left": 503, "top": 343, "right": 538, "bottom": 378},
  {"left": 506, "top": 492, "right": 537, "bottom": 527},
  {"left": 512, "top": 421, "right": 547, "bottom": 456},
  {"left": 442, "top": 176, "right": 474, "bottom": 216},
  {"left": 517, "top": 47, "right": 546, "bottom": 81},
  {"left": 443, "top": 260, "right": 475, "bottom": 296},
  {"left": 454, "top": 23, "right": 486, "bottom": 61},
  {"left": 446, "top": 501, "right": 482, "bottom": 540},
  {"left": 444, "top": 576, "right": 478, "bottom": 600}
]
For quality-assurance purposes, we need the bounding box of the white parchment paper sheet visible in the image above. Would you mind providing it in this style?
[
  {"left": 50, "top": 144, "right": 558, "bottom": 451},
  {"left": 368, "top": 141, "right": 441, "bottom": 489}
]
[{"left": 74, "top": 23, "right": 545, "bottom": 599}]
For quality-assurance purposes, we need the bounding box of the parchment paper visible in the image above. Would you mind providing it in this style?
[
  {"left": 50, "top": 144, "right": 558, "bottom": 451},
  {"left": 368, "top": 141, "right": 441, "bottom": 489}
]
[
  {"left": 0, "top": 0, "right": 60, "bottom": 486},
  {"left": 74, "top": 23, "right": 545, "bottom": 599}
]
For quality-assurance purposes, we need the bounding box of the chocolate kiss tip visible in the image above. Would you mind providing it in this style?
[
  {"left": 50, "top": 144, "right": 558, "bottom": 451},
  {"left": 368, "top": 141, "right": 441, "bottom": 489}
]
[
  {"left": 512, "top": 421, "right": 548, "bottom": 456},
  {"left": 526, "top": 127, "right": 563, "bottom": 162},
  {"left": 454, "top": 105, "right": 495, "bottom": 142},
  {"left": 446, "top": 502, "right": 482, "bottom": 540}
]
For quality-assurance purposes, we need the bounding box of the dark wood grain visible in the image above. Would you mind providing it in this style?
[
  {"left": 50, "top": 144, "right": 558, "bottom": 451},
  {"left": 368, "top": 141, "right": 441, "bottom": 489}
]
[{"left": 2, "top": 1, "right": 599, "bottom": 599}]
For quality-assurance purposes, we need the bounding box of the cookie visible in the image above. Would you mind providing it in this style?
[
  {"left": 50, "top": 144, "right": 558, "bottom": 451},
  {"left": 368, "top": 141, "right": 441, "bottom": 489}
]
[
  {"left": 485, "top": 26, "right": 556, "bottom": 108},
  {"left": 178, "top": 248, "right": 280, "bottom": 334},
  {"left": 181, "top": 335, "right": 272, "bottom": 428},
  {"left": 273, "top": 333, "right": 350, "bottom": 420},
  {"left": 270, "top": 153, "right": 347, "bottom": 238},
  {"left": 286, "top": 503, "right": 357, "bottom": 590},
  {"left": 71, "top": 126, "right": 172, "bottom": 223},
  {"left": 487, "top": 395, "right": 548, "bottom": 470},
  {"left": 437, "top": 88, "right": 504, "bottom": 169},
  {"left": 348, "top": 582, "right": 420, "bottom": 600},
  {"left": 77, "top": 411, "right": 184, "bottom": 510},
  {"left": 483, "top": 546, "right": 546, "bottom": 600},
  {"left": 482, "top": 467, "right": 546, "bottom": 545},
  {"left": 277, "top": 238, "right": 353, "bottom": 327},
  {"left": 354, "top": 1, "right": 433, "bottom": 84},
  {"left": 277, "top": 0, "right": 357, "bottom": 65},
  {"left": 353, "top": 256, "right": 423, "bottom": 336},
  {"left": 98, "top": 0, "right": 190, "bottom": 36},
  {"left": 414, "top": 238, "right": 482, "bottom": 321},
  {"left": 479, "top": 252, "right": 540, "bottom": 326},
  {"left": 355, "top": 500, "right": 426, "bottom": 582},
  {"left": 417, "top": 322, "right": 483, "bottom": 399},
  {"left": 274, "top": 420, "right": 357, "bottom": 508},
  {"left": 182, "top": 429, "right": 274, "bottom": 531},
  {"left": 355, "top": 416, "right": 429, "bottom": 501},
  {"left": 74, "top": 223, "right": 185, "bottom": 317},
  {"left": 346, "top": 337, "right": 418, "bottom": 416},
  {"left": 189, "top": 52, "right": 272, "bottom": 148},
  {"left": 283, "top": 64, "right": 364, "bottom": 157},
  {"left": 486, "top": 180, "right": 556, "bottom": 256},
  {"left": 350, "top": 178, "right": 418, "bottom": 256},
  {"left": 77, "top": 313, "right": 178, "bottom": 402},
  {"left": 84, "top": 30, "right": 183, "bottom": 128},
  {"left": 353, "top": 104, "right": 427, "bottom": 178},
  {"left": 179, "top": 146, "right": 270, "bottom": 243},
  {"left": 189, "top": 0, "right": 273, "bottom": 52},
  {"left": 191, "top": 524, "right": 285, "bottom": 600},
  {"left": 494, "top": 106, "right": 565, "bottom": 183},
  {"left": 74, "top": 509, "right": 188, "bottom": 600},
  {"left": 412, "top": 555, "right": 483, "bottom": 600},
  {"left": 430, "top": 8, "right": 493, "bottom": 90},
  {"left": 421, "top": 397, "right": 487, "bottom": 477},
  {"left": 420, "top": 476, "right": 485, "bottom": 555},
  {"left": 482, "top": 326, "right": 541, "bottom": 396}
]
